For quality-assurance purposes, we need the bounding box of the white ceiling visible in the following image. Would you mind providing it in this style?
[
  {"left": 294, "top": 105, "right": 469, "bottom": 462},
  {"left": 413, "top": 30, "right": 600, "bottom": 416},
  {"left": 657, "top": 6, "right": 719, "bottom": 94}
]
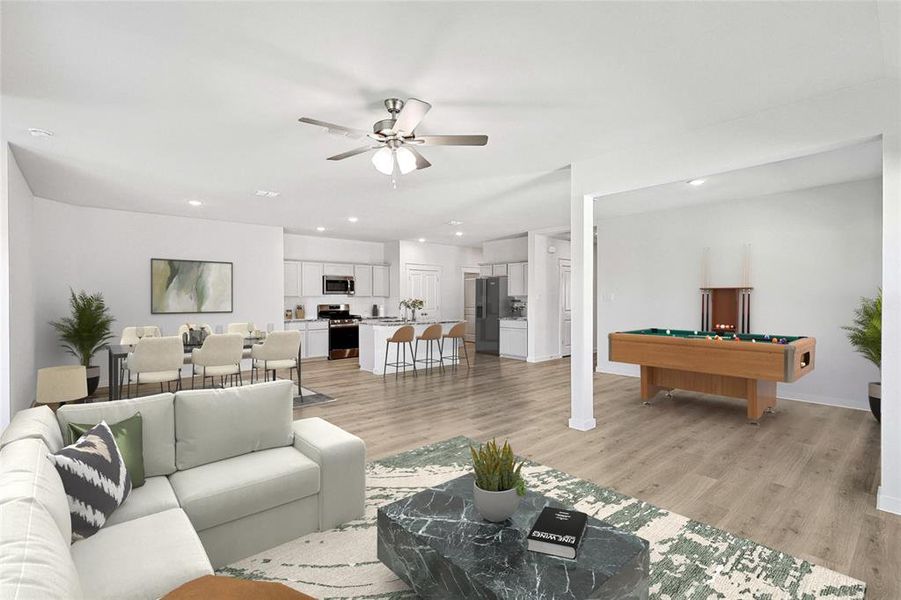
[
  {"left": 595, "top": 139, "right": 884, "bottom": 219},
  {"left": 1, "top": 2, "right": 895, "bottom": 245}
]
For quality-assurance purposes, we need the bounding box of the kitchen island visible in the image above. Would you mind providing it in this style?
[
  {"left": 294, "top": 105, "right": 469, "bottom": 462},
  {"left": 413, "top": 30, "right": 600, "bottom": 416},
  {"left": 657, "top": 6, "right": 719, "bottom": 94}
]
[{"left": 359, "top": 320, "right": 462, "bottom": 375}]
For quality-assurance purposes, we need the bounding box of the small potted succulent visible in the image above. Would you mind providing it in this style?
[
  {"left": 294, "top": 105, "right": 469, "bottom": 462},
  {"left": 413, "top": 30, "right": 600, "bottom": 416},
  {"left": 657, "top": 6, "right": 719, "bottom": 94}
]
[
  {"left": 470, "top": 439, "right": 526, "bottom": 522},
  {"left": 843, "top": 289, "right": 881, "bottom": 421},
  {"left": 50, "top": 289, "right": 116, "bottom": 396}
]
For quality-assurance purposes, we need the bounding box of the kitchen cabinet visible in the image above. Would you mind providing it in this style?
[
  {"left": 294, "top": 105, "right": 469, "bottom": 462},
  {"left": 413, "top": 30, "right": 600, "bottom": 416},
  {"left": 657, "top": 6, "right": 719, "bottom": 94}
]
[
  {"left": 492, "top": 264, "right": 508, "bottom": 277},
  {"left": 372, "top": 265, "right": 389, "bottom": 297},
  {"left": 284, "top": 262, "right": 300, "bottom": 297},
  {"left": 323, "top": 263, "right": 354, "bottom": 277},
  {"left": 479, "top": 265, "right": 493, "bottom": 277},
  {"left": 354, "top": 265, "right": 373, "bottom": 297},
  {"left": 301, "top": 262, "right": 324, "bottom": 296},
  {"left": 499, "top": 319, "right": 527, "bottom": 360},
  {"left": 305, "top": 323, "right": 329, "bottom": 359},
  {"left": 507, "top": 262, "right": 528, "bottom": 297}
]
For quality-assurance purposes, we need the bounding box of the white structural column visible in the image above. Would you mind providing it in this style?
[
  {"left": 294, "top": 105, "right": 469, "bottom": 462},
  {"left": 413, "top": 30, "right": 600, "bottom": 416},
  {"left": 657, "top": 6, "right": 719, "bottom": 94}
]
[
  {"left": 878, "top": 132, "right": 901, "bottom": 514},
  {"left": 569, "top": 193, "right": 596, "bottom": 430}
]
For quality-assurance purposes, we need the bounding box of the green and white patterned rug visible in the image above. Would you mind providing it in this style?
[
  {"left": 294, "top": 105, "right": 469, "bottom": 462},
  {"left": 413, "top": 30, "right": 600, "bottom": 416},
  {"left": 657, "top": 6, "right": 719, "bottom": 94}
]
[{"left": 220, "top": 437, "right": 865, "bottom": 599}]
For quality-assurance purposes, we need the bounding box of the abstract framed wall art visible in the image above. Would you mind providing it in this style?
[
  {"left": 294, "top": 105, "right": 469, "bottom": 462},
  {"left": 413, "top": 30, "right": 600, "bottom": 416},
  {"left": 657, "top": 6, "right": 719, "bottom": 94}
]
[{"left": 150, "top": 258, "right": 233, "bottom": 314}]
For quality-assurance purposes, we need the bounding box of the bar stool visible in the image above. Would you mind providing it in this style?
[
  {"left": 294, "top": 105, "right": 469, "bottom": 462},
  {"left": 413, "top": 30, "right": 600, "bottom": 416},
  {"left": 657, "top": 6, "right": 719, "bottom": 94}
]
[
  {"left": 442, "top": 322, "right": 470, "bottom": 369},
  {"left": 415, "top": 323, "right": 445, "bottom": 373},
  {"left": 384, "top": 325, "right": 416, "bottom": 379}
]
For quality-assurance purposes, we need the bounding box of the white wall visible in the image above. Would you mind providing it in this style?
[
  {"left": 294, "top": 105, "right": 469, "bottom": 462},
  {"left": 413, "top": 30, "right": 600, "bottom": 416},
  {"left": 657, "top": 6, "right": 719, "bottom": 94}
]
[
  {"left": 482, "top": 237, "right": 528, "bottom": 264},
  {"left": 283, "top": 233, "right": 389, "bottom": 317},
  {"left": 596, "top": 177, "right": 882, "bottom": 410},
  {"left": 33, "top": 198, "right": 284, "bottom": 387},
  {"left": 397, "top": 241, "right": 482, "bottom": 321},
  {"left": 5, "top": 148, "right": 35, "bottom": 419}
]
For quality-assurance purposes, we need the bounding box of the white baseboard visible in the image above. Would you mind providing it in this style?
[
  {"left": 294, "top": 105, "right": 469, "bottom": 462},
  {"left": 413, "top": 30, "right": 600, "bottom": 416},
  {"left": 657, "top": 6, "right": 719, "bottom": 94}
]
[
  {"left": 527, "top": 354, "right": 561, "bottom": 363},
  {"left": 596, "top": 364, "right": 639, "bottom": 377},
  {"left": 877, "top": 486, "right": 901, "bottom": 515},
  {"left": 568, "top": 417, "right": 597, "bottom": 431}
]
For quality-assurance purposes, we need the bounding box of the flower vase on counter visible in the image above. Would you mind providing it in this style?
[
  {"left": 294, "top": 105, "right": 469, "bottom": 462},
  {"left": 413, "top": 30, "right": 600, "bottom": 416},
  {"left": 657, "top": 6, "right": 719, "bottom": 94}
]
[{"left": 411, "top": 308, "right": 417, "bottom": 322}]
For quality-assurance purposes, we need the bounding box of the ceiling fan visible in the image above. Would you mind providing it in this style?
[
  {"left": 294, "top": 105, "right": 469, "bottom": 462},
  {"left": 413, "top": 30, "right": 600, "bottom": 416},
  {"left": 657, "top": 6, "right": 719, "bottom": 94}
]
[{"left": 298, "top": 98, "right": 488, "bottom": 177}]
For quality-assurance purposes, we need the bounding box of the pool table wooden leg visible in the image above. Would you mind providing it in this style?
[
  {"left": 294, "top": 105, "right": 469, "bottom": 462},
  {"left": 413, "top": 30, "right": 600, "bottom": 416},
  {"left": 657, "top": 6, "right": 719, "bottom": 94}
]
[
  {"left": 640, "top": 366, "right": 669, "bottom": 404},
  {"left": 747, "top": 379, "right": 777, "bottom": 424}
]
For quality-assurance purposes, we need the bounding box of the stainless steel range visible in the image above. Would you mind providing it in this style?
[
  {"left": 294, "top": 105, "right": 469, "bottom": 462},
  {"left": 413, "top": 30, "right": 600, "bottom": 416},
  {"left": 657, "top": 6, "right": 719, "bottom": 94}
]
[{"left": 317, "top": 304, "right": 361, "bottom": 360}]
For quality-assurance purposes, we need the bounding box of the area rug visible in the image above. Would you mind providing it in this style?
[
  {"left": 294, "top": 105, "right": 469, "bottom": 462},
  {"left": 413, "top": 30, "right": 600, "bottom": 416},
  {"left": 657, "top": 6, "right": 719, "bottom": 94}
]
[
  {"left": 219, "top": 437, "right": 866, "bottom": 599},
  {"left": 291, "top": 383, "right": 336, "bottom": 408}
]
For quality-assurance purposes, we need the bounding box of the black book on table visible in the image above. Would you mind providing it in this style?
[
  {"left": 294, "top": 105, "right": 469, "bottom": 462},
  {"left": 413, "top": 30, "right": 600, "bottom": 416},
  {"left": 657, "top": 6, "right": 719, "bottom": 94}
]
[{"left": 526, "top": 506, "right": 588, "bottom": 559}]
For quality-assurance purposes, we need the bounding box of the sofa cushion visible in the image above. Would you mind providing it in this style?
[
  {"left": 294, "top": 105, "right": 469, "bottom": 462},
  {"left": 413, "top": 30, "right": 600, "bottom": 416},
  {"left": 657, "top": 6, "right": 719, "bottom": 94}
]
[
  {"left": 168, "top": 446, "right": 319, "bottom": 531},
  {"left": 174, "top": 381, "right": 293, "bottom": 470},
  {"left": 0, "top": 406, "right": 64, "bottom": 452},
  {"left": 0, "top": 497, "right": 84, "bottom": 600},
  {"left": 48, "top": 421, "right": 132, "bottom": 541},
  {"left": 0, "top": 438, "right": 72, "bottom": 542},
  {"left": 68, "top": 412, "right": 145, "bottom": 487},
  {"left": 71, "top": 508, "right": 212, "bottom": 600},
  {"left": 57, "top": 393, "right": 176, "bottom": 477},
  {"left": 104, "top": 476, "right": 180, "bottom": 527}
]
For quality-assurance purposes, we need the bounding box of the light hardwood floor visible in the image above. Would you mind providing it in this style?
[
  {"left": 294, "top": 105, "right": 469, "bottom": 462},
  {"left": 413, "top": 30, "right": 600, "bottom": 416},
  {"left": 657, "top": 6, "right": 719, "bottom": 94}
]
[{"left": 100, "top": 347, "right": 901, "bottom": 598}]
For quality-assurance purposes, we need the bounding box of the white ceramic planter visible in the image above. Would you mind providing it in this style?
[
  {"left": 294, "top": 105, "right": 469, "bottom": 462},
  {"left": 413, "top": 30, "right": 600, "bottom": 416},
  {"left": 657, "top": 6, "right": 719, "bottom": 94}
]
[{"left": 472, "top": 482, "right": 521, "bottom": 522}]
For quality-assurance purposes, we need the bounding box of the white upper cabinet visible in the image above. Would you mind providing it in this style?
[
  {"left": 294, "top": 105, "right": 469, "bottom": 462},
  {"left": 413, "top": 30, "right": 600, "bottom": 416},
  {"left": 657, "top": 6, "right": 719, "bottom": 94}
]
[
  {"left": 354, "top": 265, "right": 373, "bottom": 297},
  {"left": 507, "top": 262, "right": 528, "bottom": 296},
  {"left": 492, "top": 264, "right": 508, "bottom": 277},
  {"left": 300, "top": 262, "right": 324, "bottom": 296},
  {"left": 284, "top": 262, "right": 300, "bottom": 297},
  {"left": 372, "top": 265, "right": 389, "bottom": 297},
  {"left": 479, "top": 265, "right": 493, "bottom": 277},
  {"left": 323, "top": 263, "right": 354, "bottom": 277}
]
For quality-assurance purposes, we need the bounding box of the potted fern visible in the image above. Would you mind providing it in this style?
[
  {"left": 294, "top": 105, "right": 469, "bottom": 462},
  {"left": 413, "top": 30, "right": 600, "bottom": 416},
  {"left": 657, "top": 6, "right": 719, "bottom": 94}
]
[
  {"left": 470, "top": 439, "right": 526, "bottom": 522},
  {"left": 50, "top": 290, "right": 116, "bottom": 396},
  {"left": 842, "top": 290, "right": 881, "bottom": 421}
]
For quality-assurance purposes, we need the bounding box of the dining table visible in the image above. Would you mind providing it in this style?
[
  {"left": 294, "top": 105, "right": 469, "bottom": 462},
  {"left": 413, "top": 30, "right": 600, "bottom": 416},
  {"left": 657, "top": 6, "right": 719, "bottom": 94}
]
[{"left": 105, "top": 337, "right": 299, "bottom": 401}]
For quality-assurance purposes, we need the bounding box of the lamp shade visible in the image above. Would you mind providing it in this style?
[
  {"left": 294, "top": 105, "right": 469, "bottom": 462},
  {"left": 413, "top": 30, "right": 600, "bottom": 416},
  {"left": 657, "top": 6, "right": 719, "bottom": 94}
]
[
  {"left": 36, "top": 365, "right": 87, "bottom": 405},
  {"left": 395, "top": 147, "right": 417, "bottom": 175},
  {"left": 371, "top": 147, "right": 395, "bottom": 175}
]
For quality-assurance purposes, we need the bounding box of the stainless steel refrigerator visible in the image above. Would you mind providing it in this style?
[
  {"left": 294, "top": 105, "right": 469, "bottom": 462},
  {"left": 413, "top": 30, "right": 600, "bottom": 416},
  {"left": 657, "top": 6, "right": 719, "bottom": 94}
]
[{"left": 476, "top": 276, "right": 511, "bottom": 354}]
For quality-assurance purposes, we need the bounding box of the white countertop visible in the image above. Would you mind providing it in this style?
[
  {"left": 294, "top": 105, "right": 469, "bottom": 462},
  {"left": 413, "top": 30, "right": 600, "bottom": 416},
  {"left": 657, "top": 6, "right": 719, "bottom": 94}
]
[{"left": 284, "top": 318, "right": 329, "bottom": 323}]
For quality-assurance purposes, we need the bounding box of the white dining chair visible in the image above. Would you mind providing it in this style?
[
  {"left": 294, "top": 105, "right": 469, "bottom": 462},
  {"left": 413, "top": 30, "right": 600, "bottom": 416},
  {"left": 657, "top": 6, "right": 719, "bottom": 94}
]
[
  {"left": 250, "top": 330, "right": 301, "bottom": 387},
  {"left": 227, "top": 322, "right": 254, "bottom": 336},
  {"left": 123, "top": 336, "right": 184, "bottom": 398},
  {"left": 35, "top": 365, "right": 87, "bottom": 410},
  {"left": 191, "top": 333, "right": 244, "bottom": 389},
  {"left": 119, "top": 326, "right": 162, "bottom": 390}
]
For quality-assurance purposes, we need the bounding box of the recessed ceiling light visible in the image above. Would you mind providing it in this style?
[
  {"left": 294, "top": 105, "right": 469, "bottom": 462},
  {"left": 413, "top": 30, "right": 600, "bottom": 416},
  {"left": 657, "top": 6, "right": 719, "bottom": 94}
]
[
  {"left": 27, "top": 128, "right": 54, "bottom": 137},
  {"left": 687, "top": 178, "right": 706, "bottom": 186},
  {"left": 418, "top": 238, "right": 426, "bottom": 243},
  {"left": 316, "top": 226, "right": 326, "bottom": 232},
  {"left": 448, "top": 220, "right": 463, "bottom": 225},
  {"left": 455, "top": 231, "right": 464, "bottom": 237},
  {"left": 347, "top": 217, "right": 359, "bottom": 223},
  {"left": 255, "top": 190, "right": 280, "bottom": 198},
  {"left": 188, "top": 200, "right": 203, "bottom": 207}
]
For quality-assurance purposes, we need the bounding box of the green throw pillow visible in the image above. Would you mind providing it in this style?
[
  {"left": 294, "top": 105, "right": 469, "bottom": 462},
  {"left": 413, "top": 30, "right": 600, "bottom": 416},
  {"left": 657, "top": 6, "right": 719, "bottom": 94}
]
[{"left": 68, "top": 413, "right": 145, "bottom": 488}]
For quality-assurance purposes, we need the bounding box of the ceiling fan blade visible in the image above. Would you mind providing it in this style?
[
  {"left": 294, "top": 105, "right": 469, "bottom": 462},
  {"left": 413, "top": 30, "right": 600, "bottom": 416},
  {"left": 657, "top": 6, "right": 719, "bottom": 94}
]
[
  {"left": 298, "top": 117, "right": 368, "bottom": 139},
  {"left": 327, "top": 145, "right": 377, "bottom": 161},
  {"left": 391, "top": 98, "right": 431, "bottom": 134},
  {"left": 406, "top": 146, "right": 432, "bottom": 170},
  {"left": 414, "top": 134, "right": 488, "bottom": 146}
]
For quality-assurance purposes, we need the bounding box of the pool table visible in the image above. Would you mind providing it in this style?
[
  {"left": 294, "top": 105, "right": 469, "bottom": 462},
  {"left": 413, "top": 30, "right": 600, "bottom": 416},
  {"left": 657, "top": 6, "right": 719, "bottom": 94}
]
[{"left": 608, "top": 328, "right": 816, "bottom": 423}]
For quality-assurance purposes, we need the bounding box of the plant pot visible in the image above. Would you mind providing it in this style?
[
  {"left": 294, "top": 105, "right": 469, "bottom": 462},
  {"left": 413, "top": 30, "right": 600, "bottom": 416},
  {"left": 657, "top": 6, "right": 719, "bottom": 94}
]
[
  {"left": 869, "top": 381, "right": 881, "bottom": 423},
  {"left": 86, "top": 366, "right": 101, "bottom": 397},
  {"left": 472, "top": 481, "right": 521, "bottom": 522}
]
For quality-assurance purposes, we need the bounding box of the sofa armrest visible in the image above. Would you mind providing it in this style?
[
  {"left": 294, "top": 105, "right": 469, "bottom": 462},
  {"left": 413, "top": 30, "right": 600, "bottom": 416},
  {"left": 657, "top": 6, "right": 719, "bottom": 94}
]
[{"left": 291, "top": 418, "right": 366, "bottom": 531}]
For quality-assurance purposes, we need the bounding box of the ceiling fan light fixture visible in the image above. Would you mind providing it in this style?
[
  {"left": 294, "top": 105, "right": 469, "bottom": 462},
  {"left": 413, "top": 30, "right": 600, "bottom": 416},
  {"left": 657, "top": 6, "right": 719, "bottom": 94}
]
[
  {"left": 395, "top": 147, "right": 417, "bottom": 175},
  {"left": 371, "top": 147, "right": 395, "bottom": 175}
]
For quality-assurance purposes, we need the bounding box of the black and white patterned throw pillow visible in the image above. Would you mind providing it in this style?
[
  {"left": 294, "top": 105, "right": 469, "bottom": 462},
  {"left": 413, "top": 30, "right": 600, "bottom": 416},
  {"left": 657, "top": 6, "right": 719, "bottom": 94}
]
[{"left": 48, "top": 420, "right": 132, "bottom": 541}]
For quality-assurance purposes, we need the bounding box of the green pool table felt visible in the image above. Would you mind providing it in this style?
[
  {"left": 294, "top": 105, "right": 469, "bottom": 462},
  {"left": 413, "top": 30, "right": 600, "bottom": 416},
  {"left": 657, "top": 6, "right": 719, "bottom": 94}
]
[{"left": 621, "top": 328, "right": 805, "bottom": 343}]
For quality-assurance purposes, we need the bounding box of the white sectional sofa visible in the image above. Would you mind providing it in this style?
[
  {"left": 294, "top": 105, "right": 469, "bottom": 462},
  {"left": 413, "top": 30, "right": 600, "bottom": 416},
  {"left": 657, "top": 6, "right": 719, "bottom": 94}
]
[{"left": 0, "top": 380, "right": 365, "bottom": 600}]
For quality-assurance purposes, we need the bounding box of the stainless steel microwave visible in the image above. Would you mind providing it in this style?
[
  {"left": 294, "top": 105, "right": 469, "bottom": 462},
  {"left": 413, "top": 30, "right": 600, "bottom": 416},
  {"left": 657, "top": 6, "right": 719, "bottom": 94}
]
[{"left": 323, "top": 275, "right": 355, "bottom": 295}]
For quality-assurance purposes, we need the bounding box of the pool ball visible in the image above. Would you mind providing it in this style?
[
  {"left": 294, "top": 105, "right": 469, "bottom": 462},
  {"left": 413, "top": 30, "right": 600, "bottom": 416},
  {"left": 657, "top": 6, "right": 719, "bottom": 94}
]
[
  {"left": 801, "top": 361, "right": 807, "bottom": 367},
  {"left": 780, "top": 338, "right": 787, "bottom": 344},
  {"left": 706, "top": 335, "right": 712, "bottom": 340},
  {"left": 771, "top": 338, "right": 779, "bottom": 344},
  {"left": 751, "top": 339, "right": 756, "bottom": 343},
  {"left": 666, "top": 329, "right": 671, "bottom": 334}
]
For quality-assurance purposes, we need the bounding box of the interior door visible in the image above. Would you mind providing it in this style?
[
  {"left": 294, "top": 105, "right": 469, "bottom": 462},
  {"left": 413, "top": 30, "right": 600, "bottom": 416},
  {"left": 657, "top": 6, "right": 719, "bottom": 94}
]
[
  {"left": 464, "top": 274, "right": 477, "bottom": 342},
  {"left": 407, "top": 267, "right": 440, "bottom": 320},
  {"left": 560, "top": 260, "right": 572, "bottom": 357}
]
